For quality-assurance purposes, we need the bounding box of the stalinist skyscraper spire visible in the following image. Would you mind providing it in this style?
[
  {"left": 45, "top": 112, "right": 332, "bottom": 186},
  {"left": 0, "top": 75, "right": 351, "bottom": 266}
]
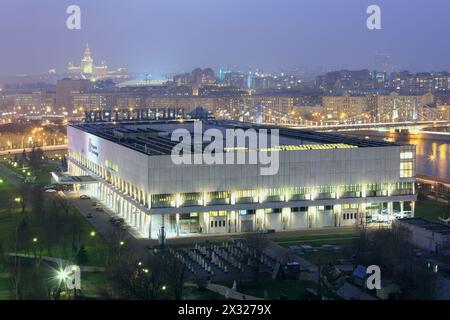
[{"left": 81, "top": 43, "right": 94, "bottom": 75}]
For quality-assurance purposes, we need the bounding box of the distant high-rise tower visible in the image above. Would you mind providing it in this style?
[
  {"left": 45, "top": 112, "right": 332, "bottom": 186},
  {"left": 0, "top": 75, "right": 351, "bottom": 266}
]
[{"left": 81, "top": 43, "right": 94, "bottom": 75}]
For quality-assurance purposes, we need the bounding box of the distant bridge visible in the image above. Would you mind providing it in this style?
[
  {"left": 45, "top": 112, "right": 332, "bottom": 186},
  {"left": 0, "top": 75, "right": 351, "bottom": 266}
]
[{"left": 288, "top": 120, "right": 450, "bottom": 132}]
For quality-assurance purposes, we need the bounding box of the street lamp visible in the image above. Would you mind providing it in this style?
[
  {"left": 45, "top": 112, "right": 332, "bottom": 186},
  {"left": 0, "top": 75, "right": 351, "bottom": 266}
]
[
  {"left": 32, "top": 238, "right": 38, "bottom": 257},
  {"left": 429, "top": 154, "right": 438, "bottom": 200}
]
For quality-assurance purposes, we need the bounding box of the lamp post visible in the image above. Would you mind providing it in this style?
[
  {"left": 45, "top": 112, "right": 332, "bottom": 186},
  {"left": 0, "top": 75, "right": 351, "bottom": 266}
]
[
  {"left": 118, "top": 240, "right": 124, "bottom": 257},
  {"left": 429, "top": 154, "right": 438, "bottom": 201},
  {"left": 32, "top": 237, "right": 38, "bottom": 258},
  {"left": 90, "top": 231, "right": 96, "bottom": 245}
]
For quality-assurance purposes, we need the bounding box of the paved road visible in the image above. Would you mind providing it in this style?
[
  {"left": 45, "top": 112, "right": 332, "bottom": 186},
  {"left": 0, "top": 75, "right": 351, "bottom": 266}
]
[
  {"left": 206, "top": 283, "right": 263, "bottom": 300},
  {"left": 63, "top": 191, "right": 154, "bottom": 261}
]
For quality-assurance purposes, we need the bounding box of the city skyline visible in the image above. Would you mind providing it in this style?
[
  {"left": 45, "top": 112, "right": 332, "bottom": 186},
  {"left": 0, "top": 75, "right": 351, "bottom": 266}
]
[{"left": 1, "top": 0, "right": 450, "bottom": 77}]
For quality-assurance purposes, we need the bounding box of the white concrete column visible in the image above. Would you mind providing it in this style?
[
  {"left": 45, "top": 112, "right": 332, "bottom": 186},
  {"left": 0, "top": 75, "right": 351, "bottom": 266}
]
[
  {"left": 176, "top": 213, "right": 180, "bottom": 237},
  {"left": 388, "top": 202, "right": 393, "bottom": 214},
  {"left": 147, "top": 214, "right": 152, "bottom": 239}
]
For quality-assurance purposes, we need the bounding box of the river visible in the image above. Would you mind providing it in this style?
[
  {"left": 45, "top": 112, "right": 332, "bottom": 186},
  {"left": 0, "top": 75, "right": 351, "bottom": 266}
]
[{"left": 344, "top": 131, "right": 450, "bottom": 179}]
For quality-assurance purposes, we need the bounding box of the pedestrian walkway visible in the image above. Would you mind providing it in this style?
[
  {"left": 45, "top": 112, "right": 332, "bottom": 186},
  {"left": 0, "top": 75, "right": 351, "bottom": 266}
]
[
  {"left": 0, "top": 162, "right": 22, "bottom": 186},
  {"left": 206, "top": 283, "right": 264, "bottom": 300},
  {"left": 7, "top": 253, "right": 106, "bottom": 272},
  {"left": 263, "top": 240, "right": 319, "bottom": 282}
]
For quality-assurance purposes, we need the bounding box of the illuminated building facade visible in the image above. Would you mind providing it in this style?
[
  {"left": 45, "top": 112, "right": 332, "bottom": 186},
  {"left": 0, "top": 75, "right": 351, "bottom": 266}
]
[
  {"left": 66, "top": 120, "right": 416, "bottom": 239},
  {"left": 67, "top": 44, "right": 109, "bottom": 80}
]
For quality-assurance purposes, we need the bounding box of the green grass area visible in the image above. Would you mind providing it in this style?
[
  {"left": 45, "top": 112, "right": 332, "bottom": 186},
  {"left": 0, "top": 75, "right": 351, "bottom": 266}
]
[
  {"left": 273, "top": 232, "right": 357, "bottom": 249},
  {"left": 81, "top": 272, "right": 109, "bottom": 297},
  {"left": 33, "top": 162, "right": 59, "bottom": 185},
  {"left": 0, "top": 272, "right": 10, "bottom": 300},
  {"left": 4, "top": 160, "right": 59, "bottom": 186},
  {"left": 301, "top": 250, "right": 346, "bottom": 266},
  {"left": 272, "top": 232, "right": 357, "bottom": 243},
  {"left": 0, "top": 210, "right": 25, "bottom": 241},
  {"left": 236, "top": 279, "right": 317, "bottom": 300},
  {"left": 0, "top": 175, "right": 14, "bottom": 191},
  {"left": 278, "top": 238, "right": 355, "bottom": 248},
  {"left": 415, "top": 199, "right": 448, "bottom": 222},
  {"left": 27, "top": 206, "right": 110, "bottom": 267},
  {"left": 0, "top": 207, "right": 111, "bottom": 299}
]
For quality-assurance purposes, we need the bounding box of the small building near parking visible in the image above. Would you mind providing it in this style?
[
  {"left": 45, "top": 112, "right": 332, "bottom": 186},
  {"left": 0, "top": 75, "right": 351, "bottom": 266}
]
[{"left": 395, "top": 218, "right": 450, "bottom": 253}]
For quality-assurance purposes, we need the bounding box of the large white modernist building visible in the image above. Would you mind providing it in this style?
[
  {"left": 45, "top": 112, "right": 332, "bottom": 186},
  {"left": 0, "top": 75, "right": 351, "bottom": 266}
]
[{"left": 67, "top": 120, "right": 416, "bottom": 239}]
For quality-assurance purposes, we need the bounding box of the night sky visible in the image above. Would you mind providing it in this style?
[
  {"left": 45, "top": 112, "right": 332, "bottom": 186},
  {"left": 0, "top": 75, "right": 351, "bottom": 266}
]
[{"left": 0, "top": 0, "right": 449, "bottom": 76}]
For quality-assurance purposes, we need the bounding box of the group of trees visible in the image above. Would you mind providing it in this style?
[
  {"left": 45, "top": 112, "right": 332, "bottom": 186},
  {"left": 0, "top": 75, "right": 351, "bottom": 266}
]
[
  {"left": 109, "top": 252, "right": 188, "bottom": 300},
  {"left": 349, "top": 225, "right": 438, "bottom": 299},
  {"left": 0, "top": 185, "right": 90, "bottom": 299},
  {"left": 242, "top": 233, "right": 269, "bottom": 287}
]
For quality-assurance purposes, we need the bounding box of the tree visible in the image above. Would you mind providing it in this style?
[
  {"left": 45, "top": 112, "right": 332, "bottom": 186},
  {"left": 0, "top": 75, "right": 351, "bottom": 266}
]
[
  {"left": 109, "top": 254, "right": 166, "bottom": 300},
  {"left": 76, "top": 245, "right": 89, "bottom": 264},
  {"left": 350, "top": 225, "right": 438, "bottom": 299},
  {"left": 29, "top": 147, "right": 44, "bottom": 172},
  {"left": 15, "top": 184, "right": 30, "bottom": 214},
  {"left": 243, "top": 233, "right": 269, "bottom": 286},
  {"left": 162, "top": 252, "right": 187, "bottom": 300}
]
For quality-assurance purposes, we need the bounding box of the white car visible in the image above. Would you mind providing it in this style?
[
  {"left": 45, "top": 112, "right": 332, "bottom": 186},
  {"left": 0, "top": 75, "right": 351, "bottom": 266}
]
[{"left": 45, "top": 189, "right": 57, "bottom": 193}]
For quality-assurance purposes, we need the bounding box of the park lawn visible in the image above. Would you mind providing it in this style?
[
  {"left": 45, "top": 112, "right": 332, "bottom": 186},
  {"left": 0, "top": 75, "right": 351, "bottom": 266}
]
[
  {"left": 33, "top": 162, "right": 59, "bottom": 185},
  {"left": 6, "top": 161, "right": 59, "bottom": 185},
  {"left": 237, "top": 278, "right": 317, "bottom": 300},
  {"left": 415, "top": 199, "right": 448, "bottom": 221},
  {"left": 32, "top": 232, "right": 110, "bottom": 267},
  {"left": 81, "top": 272, "right": 109, "bottom": 297},
  {"left": 272, "top": 232, "right": 357, "bottom": 243},
  {"left": 301, "top": 250, "right": 346, "bottom": 266},
  {"left": 277, "top": 238, "right": 355, "bottom": 248},
  {"left": 0, "top": 175, "right": 14, "bottom": 191},
  {"left": 24, "top": 207, "right": 111, "bottom": 267},
  {"left": 0, "top": 206, "right": 110, "bottom": 268},
  {"left": 0, "top": 272, "right": 11, "bottom": 300},
  {"left": 0, "top": 209, "right": 26, "bottom": 242}
]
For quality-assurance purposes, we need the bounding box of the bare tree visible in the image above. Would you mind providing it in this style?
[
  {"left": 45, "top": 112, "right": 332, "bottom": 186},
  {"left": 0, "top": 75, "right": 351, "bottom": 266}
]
[
  {"left": 243, "top": 232, "right": 269, "bottom": 286},
  {"left": 162, "top": 252, "right": 188, "bottom": 300},
  {"left": 109, "top": 254, "right": 166, "bottom": 300},
  {"left": 350, "top": 225, "right": 438, "bottom": 299}
]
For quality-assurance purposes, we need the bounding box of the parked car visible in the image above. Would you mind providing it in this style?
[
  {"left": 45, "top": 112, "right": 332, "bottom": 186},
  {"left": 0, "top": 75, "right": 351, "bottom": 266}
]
[
  {"left": 86, "top": 213, "right": 93, "bottom": 219},
  {"left": 45, "top": 189, "right": 57, "bottom": 193},
  {"left": 95, "top": 207, "right": 103, "bottom": 212},
  {"left": 114, "top": 220, "right": 124, "bottom": 227},
  {"left": 80, "top": 195, "right": 90, "bottom": 200},
  {"left": 44, "top": 184, "right": 57, "bottom": 190},
  {"left": 91, "top": 202, "right": 97, "bottom": 206}
]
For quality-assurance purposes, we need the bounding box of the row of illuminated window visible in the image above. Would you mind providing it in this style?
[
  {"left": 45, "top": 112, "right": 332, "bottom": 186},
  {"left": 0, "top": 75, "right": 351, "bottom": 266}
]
[
  {"left": 151, "top": 182, "right": 414, "bottom": 206},
  {"left": 69, "top": 150, "right": 414, "bottom": 208}
]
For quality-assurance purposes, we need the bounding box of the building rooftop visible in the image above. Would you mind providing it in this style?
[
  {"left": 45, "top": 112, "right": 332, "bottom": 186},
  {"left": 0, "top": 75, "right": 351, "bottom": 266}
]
[
  {"left": 69, "top": 119, "right": 400, "bottom": 157},
  {"left": 398, "top": 218, "right": 450, "bottom": 235}
]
